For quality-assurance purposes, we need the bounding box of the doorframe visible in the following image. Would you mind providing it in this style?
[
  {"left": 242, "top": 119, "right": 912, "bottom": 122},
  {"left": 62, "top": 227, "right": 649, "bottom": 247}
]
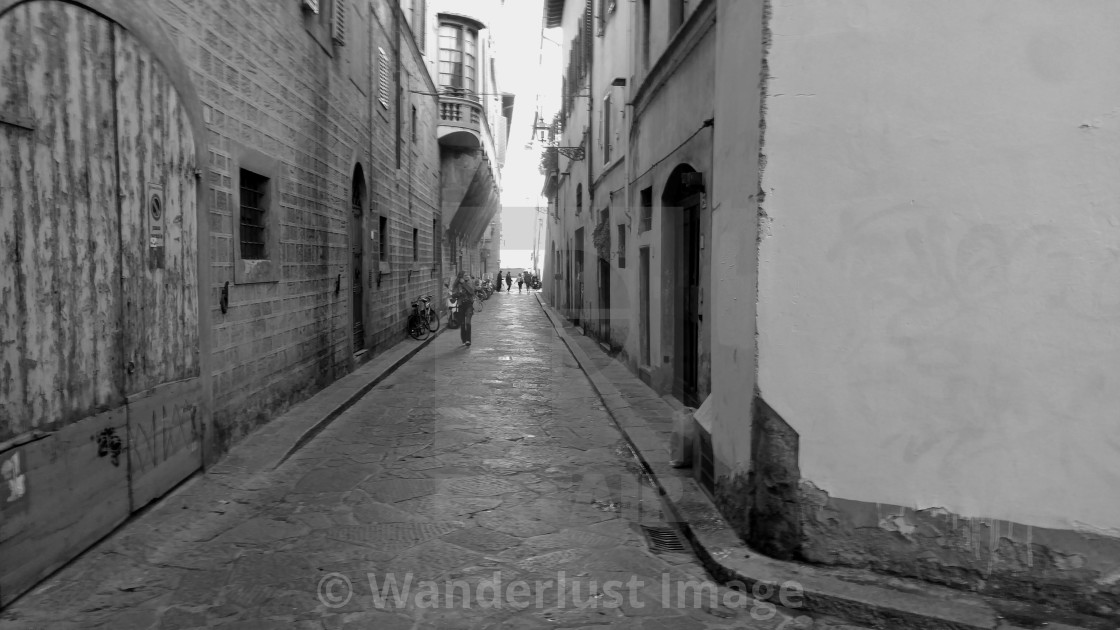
[
  {"left": 674, "top": 193, "right": 703, "bottom": 406},
  {"left": 349, "top": 162, "right": 369, "bottom": 356},
  {"left": 1, "top": 0, "right": 214, "bottom": 467}
]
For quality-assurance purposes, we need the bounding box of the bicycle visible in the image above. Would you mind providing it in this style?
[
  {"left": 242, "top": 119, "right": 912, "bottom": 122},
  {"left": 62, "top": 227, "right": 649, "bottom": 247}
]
[
  {"left": 418, "top": 294, "right": 439, "bottom": 332},
  {"left": 407, "top": 297, "right": 430, "bottom": 340}
]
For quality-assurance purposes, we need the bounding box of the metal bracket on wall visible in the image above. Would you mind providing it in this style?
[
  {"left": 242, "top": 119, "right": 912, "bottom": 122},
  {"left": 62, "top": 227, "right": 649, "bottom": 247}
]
[
  {"left": 220, "top": 281, "right": 229, "bottom": 314},
  {"left": 376, "top": 270, "right": 389, "bottom": 288},
  {"left": 548, "top": 146, "right": 586, "bottom": 161}
]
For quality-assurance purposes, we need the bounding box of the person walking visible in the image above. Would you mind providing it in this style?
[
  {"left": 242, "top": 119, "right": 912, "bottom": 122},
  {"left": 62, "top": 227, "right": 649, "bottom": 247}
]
[
  {"left": 450, "top": 270, "right": 476, "bottom": 346},
  {"left": 517, "top": 273, "right": 524, "bottom": 293},
  {"left": 505, "top": 271, "right": 512, "bottom": 293}
]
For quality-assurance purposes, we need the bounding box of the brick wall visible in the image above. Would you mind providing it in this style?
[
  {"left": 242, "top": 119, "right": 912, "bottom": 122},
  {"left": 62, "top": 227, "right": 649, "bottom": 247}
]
[{"left": 154, "top": 0, "right": 442, "bottom": 453}]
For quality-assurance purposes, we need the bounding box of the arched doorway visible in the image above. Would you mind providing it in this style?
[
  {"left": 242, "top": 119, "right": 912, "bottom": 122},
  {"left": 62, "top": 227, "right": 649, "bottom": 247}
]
[
  {"left": 0, "top": 0, "right": 205, "bottom": 605},
  {"left": 350, "top": 164, "right": 367, "bottom": 353},
  {"left": 662, "top": 164, "right": 705, "bottom": 407}
]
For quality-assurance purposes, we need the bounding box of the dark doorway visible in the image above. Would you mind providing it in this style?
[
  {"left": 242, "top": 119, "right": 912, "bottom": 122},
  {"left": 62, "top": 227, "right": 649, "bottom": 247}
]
[
  {"left": 640, "top": 247, "right": 651, "bottom": 367},
  {"left": 681, "top": 197, "right": 702, "bottom": 406},
  {"left": 663, "top": 164, "right": 705, "bottom": 407},
  {"left": 351, "top": 165, "right": 366, "bottom": 352},
  {"left": 598, "top": 210, "right": 610, "bottom": 340},
  {"left": 574, "top": 228, "right": 585, "bottom": 326}
]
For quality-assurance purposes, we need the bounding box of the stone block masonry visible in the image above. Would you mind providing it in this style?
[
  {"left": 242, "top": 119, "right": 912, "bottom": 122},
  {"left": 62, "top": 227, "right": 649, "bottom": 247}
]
[{"left": 154, "top": 0, "right": 442, "bottom": 455}]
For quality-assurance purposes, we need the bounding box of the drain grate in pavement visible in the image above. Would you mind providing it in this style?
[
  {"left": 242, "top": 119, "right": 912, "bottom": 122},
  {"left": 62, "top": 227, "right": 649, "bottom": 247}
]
[{"left": 640, "top": 525, "right": 687, "bottom": 553}]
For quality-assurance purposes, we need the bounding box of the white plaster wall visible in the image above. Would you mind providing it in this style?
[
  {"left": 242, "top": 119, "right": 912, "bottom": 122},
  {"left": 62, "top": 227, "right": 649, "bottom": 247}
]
[
  {"left": 709, "top": 0, "right": 763, "bottom": 480},
  {"left": 758, "top": 0, "right": 1120, "bottom": 533}
]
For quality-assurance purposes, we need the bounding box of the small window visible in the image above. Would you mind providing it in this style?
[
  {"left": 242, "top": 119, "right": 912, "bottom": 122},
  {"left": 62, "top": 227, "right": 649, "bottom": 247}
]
[
  {"left": 641, "top": 0, "right": 651, "bottom": 69},
  {"left": 602, "top": 94, "right": 612, "bottom": 163},
  {"left": 576, "top": 184, "right": 583, "bottom": 216},
  {"left": 617, "top": 224, "right": 626, "bottom": 268},
  {"left": 639, "top": 186, "right": 652, "bottom": 232},
  {"left": 412, "top": 0, "right": 427, "bottom": 50},
  {"left": 378, "top": 47, "right": 391, "bottom": 109},
  {"left": 432, "top": 219, "right": 439, "bottom": 262},
  {"left": 239, "top": 170, "right": 268, "bottom": 260},
  {"left": 379, "top": 216, "right": 388, "bottom": 261},
  {"left": 412, "top": 228, "right": 419, "bottom": 261},
  {"left": 669, "top": 0, "right": 685, "bottom": 33},
  {"left": 411, "top": 105, "right": 418, "bottom": 142}
]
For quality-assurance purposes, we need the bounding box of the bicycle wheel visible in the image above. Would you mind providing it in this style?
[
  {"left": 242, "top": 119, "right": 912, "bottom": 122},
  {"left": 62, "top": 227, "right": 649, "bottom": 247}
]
[
  {"left": 408, "top": 314, "right": 428, "bottom": 339},
  {"left": 425, "top": 308, "right": 440, "bottom": 332}
]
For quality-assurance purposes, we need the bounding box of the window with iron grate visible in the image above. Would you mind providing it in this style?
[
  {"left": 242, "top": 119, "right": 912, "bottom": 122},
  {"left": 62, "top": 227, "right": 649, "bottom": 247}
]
[{"left": 239, "top": 170, "right": 268, "bottom": 260}]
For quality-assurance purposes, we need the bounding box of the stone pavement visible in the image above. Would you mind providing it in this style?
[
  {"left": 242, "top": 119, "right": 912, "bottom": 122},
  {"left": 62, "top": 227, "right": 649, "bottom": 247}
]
[{"left": 0, "top": 289, "right": 862, "bottom": 629}]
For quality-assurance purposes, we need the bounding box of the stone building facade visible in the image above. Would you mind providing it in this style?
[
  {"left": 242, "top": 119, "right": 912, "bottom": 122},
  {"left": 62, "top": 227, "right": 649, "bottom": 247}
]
[{"left": 0, "top": 0, "right": 506, "bottom": 606}]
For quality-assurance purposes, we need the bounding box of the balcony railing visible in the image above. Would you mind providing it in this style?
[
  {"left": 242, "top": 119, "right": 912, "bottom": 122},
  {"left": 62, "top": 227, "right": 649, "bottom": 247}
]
[{"left": 439, "top": 97, "right": 482, "bottom": 128}]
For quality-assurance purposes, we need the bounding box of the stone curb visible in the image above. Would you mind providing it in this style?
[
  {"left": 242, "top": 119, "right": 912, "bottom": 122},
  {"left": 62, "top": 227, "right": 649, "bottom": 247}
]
[{"left": 533, "top": 294, "right": 1094, "bottom": 630}]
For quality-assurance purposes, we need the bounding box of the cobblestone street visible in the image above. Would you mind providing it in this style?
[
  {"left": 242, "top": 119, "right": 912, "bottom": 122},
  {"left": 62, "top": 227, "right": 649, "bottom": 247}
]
[{"left": 0, "top": 291, "right": 843, "bottom": 629}]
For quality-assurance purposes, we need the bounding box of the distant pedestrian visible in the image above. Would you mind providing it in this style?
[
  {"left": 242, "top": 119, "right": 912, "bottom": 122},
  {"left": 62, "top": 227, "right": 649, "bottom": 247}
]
[
  {"left": 505, "top": 272, "right": 512, "bottom": 292},
  {"left": 517, "top": 274, "right": 524, "bottom": 293},
  {"left": 450, "top": 270, "right": 476, "bottom": 347}
]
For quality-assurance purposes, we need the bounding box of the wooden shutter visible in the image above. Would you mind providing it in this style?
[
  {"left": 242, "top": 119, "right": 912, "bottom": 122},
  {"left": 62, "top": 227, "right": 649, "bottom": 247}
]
[
  {"left": 332, "top": 0, "right": 346, "bottom": 46},
  {"left": 378, "top": 47, "right": 390, "bottom": 108}
]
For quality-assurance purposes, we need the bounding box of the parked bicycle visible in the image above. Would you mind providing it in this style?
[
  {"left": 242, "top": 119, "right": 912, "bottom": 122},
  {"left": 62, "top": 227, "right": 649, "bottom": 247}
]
[
  {"left": 407, "top": 297, "right": 430, "bottom": 340},
  {"left": 418, "top": 294, "right": 439, "bottom": 332}
]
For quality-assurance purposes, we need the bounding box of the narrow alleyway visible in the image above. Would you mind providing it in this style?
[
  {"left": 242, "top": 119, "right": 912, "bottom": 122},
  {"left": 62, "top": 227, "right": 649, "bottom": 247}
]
[{"left": 0, "top": 290, "right": 842, "bottom": 629}]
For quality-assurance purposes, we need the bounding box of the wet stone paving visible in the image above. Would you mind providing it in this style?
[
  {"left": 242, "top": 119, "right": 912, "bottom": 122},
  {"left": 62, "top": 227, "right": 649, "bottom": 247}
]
[{"left": 0, "top": 290, "right": 857, "bottom": 629}]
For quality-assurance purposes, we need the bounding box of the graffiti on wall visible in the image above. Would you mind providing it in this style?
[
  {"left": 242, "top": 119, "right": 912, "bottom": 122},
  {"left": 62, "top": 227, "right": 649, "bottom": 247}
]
[
  {"left": 130, "top": 397, "right": 201, "bottom": 477},
  {"left": 93, "top": 428, "right": 124, "bottom": 467}
]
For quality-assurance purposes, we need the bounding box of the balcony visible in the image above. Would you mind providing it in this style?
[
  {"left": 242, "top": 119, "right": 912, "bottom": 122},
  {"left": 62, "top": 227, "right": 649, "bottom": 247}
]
[{"left": 438, "top": 95, "right": 486, "bottom": 149}]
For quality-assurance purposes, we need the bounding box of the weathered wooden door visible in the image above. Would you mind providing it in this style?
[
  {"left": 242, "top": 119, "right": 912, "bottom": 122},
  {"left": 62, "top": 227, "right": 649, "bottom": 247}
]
[
  {"left": 114, "top": 20, "right": 202, "bottom": 511},
  {"left": 0, "top": 1, "right": 200, "bottom": 607}
]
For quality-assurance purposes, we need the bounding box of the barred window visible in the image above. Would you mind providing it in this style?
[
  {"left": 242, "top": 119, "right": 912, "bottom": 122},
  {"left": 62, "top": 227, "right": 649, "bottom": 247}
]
[{"left": 239, "top": 169, "right": 268, "bottom": 260}]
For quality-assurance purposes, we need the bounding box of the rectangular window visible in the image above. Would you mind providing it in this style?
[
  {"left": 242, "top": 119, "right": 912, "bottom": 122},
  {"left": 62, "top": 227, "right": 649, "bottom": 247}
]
[
  {"left": 378, "top": 47, "right": 390, "bottom": 109},
  {"left": 412, "top": 228, "right": 419, "bottom": 261},
  {"left": 438, "top": 23, "right": 477, "bottom": 96},
  {"left": 411, "top": 105, "right": 417, "bottom": 142},
  {"left": 669, "top": 0, "right": 685, "bottom": 34},
  {"left": 331, "top": 0, "right": 346, "bottom": 46},
  {"left": 602, "top": 94, "right": 612, "bottom": 163},
  {"left": 617, "top": 224, "right": 626, "bottom": 268},
  {"left": 641, "top": 0, "right": 651, "bottom": 69},
  {"left": 432, "top": 219, "right": 439, "bottom": 262},
  {"left": 239, "top": 169, "right": 268, "bottom": 260},
  {"left": 379, "top": 215, "right": 388, "bottom": 261},
  {"left": 639, "top": 186, "right": 652, "bottom": 232},
  {"left": 412, "top": 0, "right": 426, "bottom": 50}
]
